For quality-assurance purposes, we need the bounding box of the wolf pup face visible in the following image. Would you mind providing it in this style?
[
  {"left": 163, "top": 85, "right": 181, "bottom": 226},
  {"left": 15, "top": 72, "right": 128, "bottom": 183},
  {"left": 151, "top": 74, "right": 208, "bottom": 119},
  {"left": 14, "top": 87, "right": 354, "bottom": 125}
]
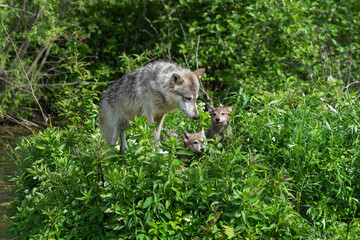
[
  {"left": 183, "top": 127, "right": 206, "bottom": 154},
  {"left": 208, "top": 105, "right": 233, "bottom": 127},
  {"left": 170, "top": 68, "right": 205, "bottom": 120}
]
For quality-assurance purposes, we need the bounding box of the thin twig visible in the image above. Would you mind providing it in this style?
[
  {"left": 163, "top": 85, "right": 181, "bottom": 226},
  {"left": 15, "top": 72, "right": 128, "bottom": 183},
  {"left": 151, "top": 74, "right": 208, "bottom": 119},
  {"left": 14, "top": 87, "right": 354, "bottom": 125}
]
[
  {"left": 0, "top": 76, "right": 31, "bottom": 93},
  {"left": 327, "top": 47, "right": 360, "bottom": 57},
  {"left": 180, "top": 25, "right": 189, "bottom": 66},
  {"left": 143, "top": 1, "right": 169, "bottom": 59},
  {"left": 180, "top": 23, "right": 190, "bottom": 63},
  {"left": 195, "top": 35, "right": 213, "bottom": 106},
  {"left": 76, "top": 150, "right": 90, "bottom": 187},
  {"left": 336, "top": 57, "right": 342, "bottom": 81},
  {"left": 195, "top": 35, "right": 200, "bottom": 70},
  {"left": 182, "top": 51, "right": 189, "bottom": 66},
  {"left": 2, "top": 20, "right": 48, "bottom": 125},
  {"left": 37, "top": 45, "right": 52, "bottom": 73},
  {"left": 27, "top": 45, "right": 48, "bottom": 76},
  {"left": 63, "top": 178, "right": 72, "bottom": 204},
  {"left": 0, "top": 3, "right": 35, "bottom": 16},
  {"left": 347, "top": 16, "right": 353, "bottom": 87},
  {"left": 324, "top": 30, "right": 334, "bottom": 77},
  {"left": 0, "top": 125, "right": 15, "bottom": 136},
  {"left": 97, "top": 152, "right": 105, "bottom": 186},
  {"left": 18, "top": 116, "right": 43, "bottom": 128},
  {"left": 161, "top": 0, "right": 172, "bottom": 60},
  {"left": 316, "top": 28, "right": 325, "bottom": 81},
  {"left": 223, "top": 87, "right": 231, "bottom": 102},
  {"left": 346, "top": 81, "right": 360, "bottom": 91},
  {"left": 141, "top": 29, "right": 155, "bottom": 38},
  {"left": 15, "top": 80, "right": 116, "bottom": 88},
  {"left": 2, "top": 112, "right": 32, "bottom": 130}
]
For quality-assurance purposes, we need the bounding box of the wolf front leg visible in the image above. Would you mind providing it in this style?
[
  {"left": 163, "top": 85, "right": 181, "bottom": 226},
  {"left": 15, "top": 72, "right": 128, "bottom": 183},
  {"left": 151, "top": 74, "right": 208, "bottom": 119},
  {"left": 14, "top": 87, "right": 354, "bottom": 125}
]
[
  {"left": 154, "top": 114, "right": 167, "bottom": 152},
  {"left": 142, "top": 110, "right": 166, "bottom": 151},
  {"left": 102, "top": 123, "right": 120, "bottom": 152},
  {"left": 154, "top": 114, "right": 166, "bottom": 144},
  {"left": 99, "top": 113, "right": 119, "bottom": 146},
  {"left": 142, "top": 111, "right": 158, "bottom": 142}
]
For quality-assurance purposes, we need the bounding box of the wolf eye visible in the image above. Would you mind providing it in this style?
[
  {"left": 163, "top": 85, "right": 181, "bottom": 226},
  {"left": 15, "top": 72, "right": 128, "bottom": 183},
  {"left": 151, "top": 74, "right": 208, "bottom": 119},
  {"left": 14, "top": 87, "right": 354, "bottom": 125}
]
[
  {"left": 221, "top": 113, "right": 225, "bottom": 115},
  {"left": 184, "top": 96, "right": 192, "bottom": 101},
  {"left": 193, "top": 141, "right": 198, "bottom": 145},
  {"left": 212, "top": 113, "right": 217, "bottom": 116}
]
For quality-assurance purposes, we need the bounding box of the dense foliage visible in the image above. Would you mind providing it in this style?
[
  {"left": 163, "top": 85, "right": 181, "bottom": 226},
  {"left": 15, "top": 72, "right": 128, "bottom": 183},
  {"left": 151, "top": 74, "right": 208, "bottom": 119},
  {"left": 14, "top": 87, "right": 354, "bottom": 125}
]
[
  {"left": 2, "top": 0, "right": 360, "bottom": 239},
  {"left": 1, "top": 0, "right": 359, "bottom": 120},
  {"left": 8, "top": 72, "right": 360, "bottom": 239}
]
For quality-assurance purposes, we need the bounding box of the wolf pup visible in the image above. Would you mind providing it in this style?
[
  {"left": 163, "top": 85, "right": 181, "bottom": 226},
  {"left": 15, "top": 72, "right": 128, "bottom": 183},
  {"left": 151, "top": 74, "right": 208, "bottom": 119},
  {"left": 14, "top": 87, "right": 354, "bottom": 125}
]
[
  {"left": 206, "top": 105, "right": 233, "bottom": 140},
  {"left": 163, "top": 128, "right": 206, "bottom": 167},
  {"left": 98, "top": 60, "right": 205, "bottom": 151},
  {"left": 183, "top": 127, "right": 206, "bottom": 154},
  {"left": 162, "top": 128, "right": 206, "bottom": 154}
]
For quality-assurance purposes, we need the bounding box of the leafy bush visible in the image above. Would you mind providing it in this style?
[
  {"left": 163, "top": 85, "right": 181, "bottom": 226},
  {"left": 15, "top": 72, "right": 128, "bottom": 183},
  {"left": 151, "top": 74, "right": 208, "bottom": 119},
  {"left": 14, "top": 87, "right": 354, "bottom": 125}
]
[
  {"left": 7, "top": 65, "right": 360, "bottom": 238},
  {"left": 3, "top": 0, "right": 360, "bottom": 239},
  {"left": 2, "top": 0, "right": 359, "bottom": 119}
]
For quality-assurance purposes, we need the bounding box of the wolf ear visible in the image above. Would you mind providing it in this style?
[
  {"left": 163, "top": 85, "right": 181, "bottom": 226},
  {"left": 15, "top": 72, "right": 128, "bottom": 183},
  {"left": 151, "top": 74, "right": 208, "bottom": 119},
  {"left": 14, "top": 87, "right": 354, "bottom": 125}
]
[
  {"left": 170, "top": 73, "right": 183, "bottom": 86},
  {"left": 200, "top": 127, "right": 205, "bottom": 136},
  {"left": 193, "top": 68, "right": 205, "bottom": 78},
  {"left": 183, "top": 130, "right": 191, "bottom": 140},
  {"left": 225, "top": 106, "right": 233, "bottom": 113},
  {"left": 206, "top": 104, "right": 215, "bottom": 113}
]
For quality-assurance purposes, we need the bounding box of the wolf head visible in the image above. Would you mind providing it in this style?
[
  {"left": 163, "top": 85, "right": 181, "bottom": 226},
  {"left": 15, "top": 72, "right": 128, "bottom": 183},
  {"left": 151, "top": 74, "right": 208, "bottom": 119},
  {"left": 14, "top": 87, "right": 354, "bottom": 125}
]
[
  {"left": 207, "top": 105, "right": 232, "bottom": 127},
  {"left": 183, "top": 127, "right": 206, "bottom": 154},
  {"left": 170, "top": 68, "right": 205, "bottom": 120}
]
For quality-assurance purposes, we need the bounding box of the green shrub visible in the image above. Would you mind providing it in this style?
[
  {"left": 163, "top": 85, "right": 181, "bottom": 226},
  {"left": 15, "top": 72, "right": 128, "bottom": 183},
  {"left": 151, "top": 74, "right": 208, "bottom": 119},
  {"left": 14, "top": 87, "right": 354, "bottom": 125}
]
[
  {"left": 2, "top": 0, "right": 359, "bottom": 119},
  {"left": 7, "top": 67, "right": 360, "bottom": 238}
]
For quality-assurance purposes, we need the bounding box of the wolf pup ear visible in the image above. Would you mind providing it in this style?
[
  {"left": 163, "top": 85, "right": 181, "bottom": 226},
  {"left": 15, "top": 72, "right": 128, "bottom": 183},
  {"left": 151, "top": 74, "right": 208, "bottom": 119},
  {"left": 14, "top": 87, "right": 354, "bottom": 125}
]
[
  {"left": 225, "top": 106, "right": 233, "bottom": 112},
  {"left": 193, "top": 68, "right": 205, "bottom": 78},
  {"left": 183, "top": 130, "right": 191, "bottom": 140},
  {"left": 206, "top": 104, "right": 215, "bottom": 113},
  {"left": 170, "top": 73, "right": 183, "bottom": 85},
  {"left": 200, "top": 127, "right": 205, "bottom": 136}
]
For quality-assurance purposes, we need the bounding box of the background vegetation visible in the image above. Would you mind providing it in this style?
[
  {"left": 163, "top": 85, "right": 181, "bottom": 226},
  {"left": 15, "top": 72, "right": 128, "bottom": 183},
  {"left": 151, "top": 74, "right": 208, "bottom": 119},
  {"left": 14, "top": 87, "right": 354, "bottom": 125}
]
[{"left": 1, "top": 0, "right": 360, "bottom": 239}]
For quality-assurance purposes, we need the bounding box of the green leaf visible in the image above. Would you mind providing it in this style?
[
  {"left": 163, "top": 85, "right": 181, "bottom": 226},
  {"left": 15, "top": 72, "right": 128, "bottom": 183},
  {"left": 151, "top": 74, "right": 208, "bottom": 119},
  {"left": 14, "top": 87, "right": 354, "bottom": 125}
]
[
  {"left": 175, "top": 150, "right": 195, "bottom": 156},
  {"left": 143, "top": 196, "right": 153, "bottom": 208},
  {"left": 223, "top": 225, "right": 235, "bottom": 239},
  {"left": 164, "top": 211, "right": 171, "bottom": 219}
]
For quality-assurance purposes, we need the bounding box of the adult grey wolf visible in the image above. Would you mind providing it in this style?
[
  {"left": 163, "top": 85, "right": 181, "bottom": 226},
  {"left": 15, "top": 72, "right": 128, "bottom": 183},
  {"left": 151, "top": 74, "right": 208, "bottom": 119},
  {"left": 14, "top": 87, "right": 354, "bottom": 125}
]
[{"left": 98, "top": 60, "right": 205, "bottom": 151}]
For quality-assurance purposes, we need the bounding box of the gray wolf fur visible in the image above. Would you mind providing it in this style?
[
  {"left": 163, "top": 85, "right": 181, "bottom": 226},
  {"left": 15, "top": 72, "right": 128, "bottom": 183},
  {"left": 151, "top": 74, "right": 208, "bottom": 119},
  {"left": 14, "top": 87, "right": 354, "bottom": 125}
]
[
  {"left": 98, "top": 60, "right": 205, "bottom": 151},
  {"left": 206, "top": 105, "right": 233, "bottom": 140}
]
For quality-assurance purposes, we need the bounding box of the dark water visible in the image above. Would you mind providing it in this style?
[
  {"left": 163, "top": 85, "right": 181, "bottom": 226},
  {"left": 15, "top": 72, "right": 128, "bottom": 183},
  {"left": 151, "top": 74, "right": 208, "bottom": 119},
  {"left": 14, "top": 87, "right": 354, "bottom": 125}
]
[{"left": 0, "top": 126, "right": 31, "bottom": 239}]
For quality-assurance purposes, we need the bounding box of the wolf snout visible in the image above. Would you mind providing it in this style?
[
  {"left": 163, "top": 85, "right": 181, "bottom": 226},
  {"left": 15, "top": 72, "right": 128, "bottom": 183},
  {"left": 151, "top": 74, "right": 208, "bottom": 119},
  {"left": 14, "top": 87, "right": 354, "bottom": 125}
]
[
  {"left": 215, "top": 117, "right": 220, "bottom": 122},
  {"left": 200, "top": 147, "right": 205, "bottom": 152},
  {"left": 193, "top": 114, "right": 199, "bottom": 120}
]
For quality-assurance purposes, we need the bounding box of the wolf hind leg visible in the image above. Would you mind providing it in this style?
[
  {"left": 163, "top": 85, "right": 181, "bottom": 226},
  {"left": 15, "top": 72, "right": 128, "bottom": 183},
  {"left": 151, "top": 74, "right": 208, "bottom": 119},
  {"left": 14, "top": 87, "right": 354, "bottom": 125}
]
[{"left": 120, "top": 130, "right": 128, "bottom": 150}]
